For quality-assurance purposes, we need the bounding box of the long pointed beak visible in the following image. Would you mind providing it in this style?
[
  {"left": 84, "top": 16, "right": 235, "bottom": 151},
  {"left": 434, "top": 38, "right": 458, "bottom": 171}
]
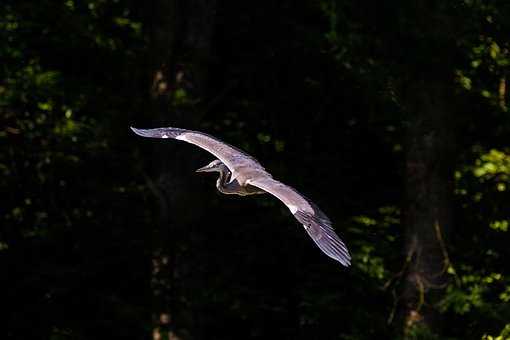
[{"left": 196, "top": 166, "right": 211, "bottom": 173}]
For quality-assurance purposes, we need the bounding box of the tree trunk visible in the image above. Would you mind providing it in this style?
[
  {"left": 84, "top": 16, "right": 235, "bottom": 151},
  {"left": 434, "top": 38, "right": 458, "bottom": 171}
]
[
  {"left": 146, "top": 0, "right": 216, "bottom": 339},
  {"left": 400, "top": 77, "right": 455, "bottom": 337}
]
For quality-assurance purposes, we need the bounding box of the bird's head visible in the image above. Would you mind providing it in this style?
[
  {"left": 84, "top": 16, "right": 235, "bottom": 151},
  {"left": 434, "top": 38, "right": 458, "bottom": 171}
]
[{"left": 196, "top": 159, "right": 225, "bottom": 173}]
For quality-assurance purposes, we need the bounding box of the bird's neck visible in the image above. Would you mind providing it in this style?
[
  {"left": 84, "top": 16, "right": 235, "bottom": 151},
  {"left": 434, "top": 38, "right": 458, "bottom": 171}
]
[{"left": 216, "top": 167, "right": 231, "bottom": 190}]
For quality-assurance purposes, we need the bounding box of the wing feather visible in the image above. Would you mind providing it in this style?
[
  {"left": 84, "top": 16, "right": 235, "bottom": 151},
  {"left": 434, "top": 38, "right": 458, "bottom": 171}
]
[{"left": 248, "top": 177, "right": 351, "bottom": 266}]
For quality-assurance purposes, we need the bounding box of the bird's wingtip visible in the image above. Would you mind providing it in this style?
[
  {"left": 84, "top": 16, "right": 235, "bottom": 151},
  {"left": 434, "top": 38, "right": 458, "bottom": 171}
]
[
  {"left": 339, "top": 256, "right": 351, "bottom": 267},
  {"left": 130, "top": 126, "right": 149, "bottom": 137},
  {"left": 295, "top": 209, "right": 352, "bottom": 267},
  {"left": 330, "top": 250, "right": 351, "bottom": 267}
]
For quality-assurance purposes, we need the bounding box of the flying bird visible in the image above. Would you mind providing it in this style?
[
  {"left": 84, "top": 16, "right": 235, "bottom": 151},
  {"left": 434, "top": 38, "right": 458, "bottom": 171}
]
[{"left": 131, "top": 126, "right": 351, "bottom": 266}]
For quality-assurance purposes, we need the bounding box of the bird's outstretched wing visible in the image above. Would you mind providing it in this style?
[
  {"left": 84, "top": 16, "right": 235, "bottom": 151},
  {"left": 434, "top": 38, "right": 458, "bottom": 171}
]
[
  {"left": 247, "top": 177, "right": 351, "bottom": 266},
  {"left": 131, "top": 127, "right": 265, "bottom": 174}
]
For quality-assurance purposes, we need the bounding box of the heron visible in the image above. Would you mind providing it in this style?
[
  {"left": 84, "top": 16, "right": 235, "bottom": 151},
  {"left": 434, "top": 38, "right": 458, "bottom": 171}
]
[{"left": 131, "top": 126, "right": 351, "bottom": 266}]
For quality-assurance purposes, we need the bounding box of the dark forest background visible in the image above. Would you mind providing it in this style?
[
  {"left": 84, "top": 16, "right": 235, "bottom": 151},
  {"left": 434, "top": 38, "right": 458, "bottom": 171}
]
[{"left": 2, "top": 1, "right": 510, "bottom": 339}]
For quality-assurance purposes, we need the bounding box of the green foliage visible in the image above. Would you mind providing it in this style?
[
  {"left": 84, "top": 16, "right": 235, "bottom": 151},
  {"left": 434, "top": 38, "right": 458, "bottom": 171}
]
[
  {"left": 439, "top": 271, "right": 505, "bottom": 315},
  {"left": 482, "top": 324, "right": 510, "bottom": 340},
  {"left": 404, "top": 323, "right": 445, "bottom": 340}
]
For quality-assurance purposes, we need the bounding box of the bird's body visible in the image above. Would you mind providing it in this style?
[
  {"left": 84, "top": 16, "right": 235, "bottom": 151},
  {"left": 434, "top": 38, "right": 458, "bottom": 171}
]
[
  {"left": 131, "top": 126, "right": 351, "bottom": 266},
  {"left": 207, "top": 160, "right": 265, "bottom": 196}
]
